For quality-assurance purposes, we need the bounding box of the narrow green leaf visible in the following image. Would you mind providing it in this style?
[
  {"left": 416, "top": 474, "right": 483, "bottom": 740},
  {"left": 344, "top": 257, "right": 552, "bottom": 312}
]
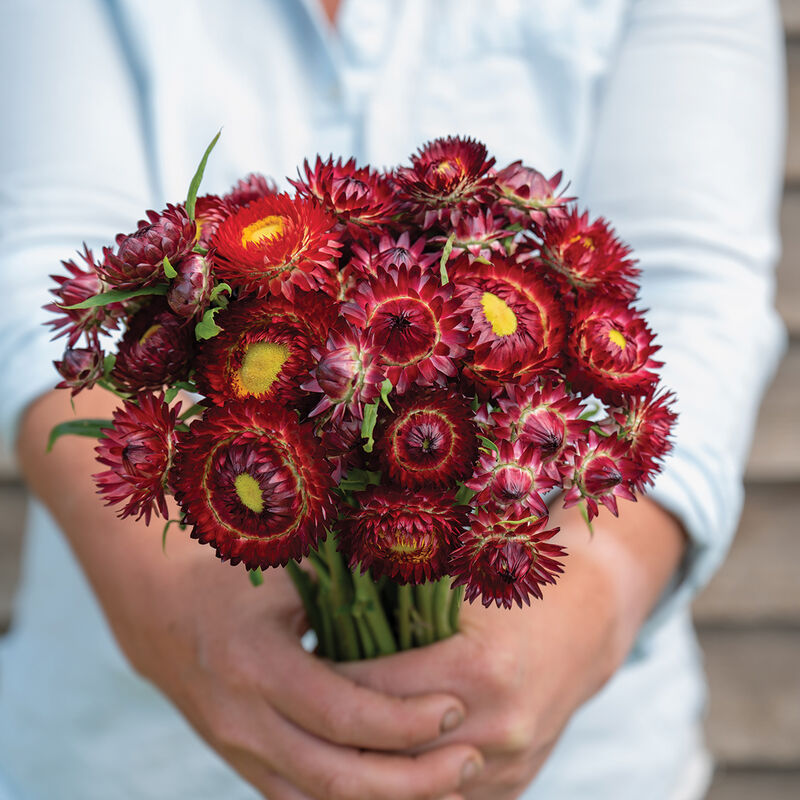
[
  {"left": 164, "top": 386, "right": 179, "bottom": 404},
  {"left": 473, "top": 255, "right": 493, "bottom": 266},
  {"left": 454, "top": 484, "right": 476, "bottom": 505},
  {"left": 178, "top": 402, "right": 206, "bottom": 421},
  {"left": 161, "top": 518, "right": 183, "bottom": 554},
  {"left": 338, "top": 468, "right": 381, "bottom": 492},
  {"left": 208, "top": 282, "right": 232, "bottom": 303},
  {"left": 578, "top": 402, "right": 600, "bottom": 421},
  {"left": 186, "top": 130, "right": 222, "bottom": 220},
  {"left": 47, "top": 418, "right": 112, "bottom": 452},
  {"left": 476, "top": 434, "right": 498, "bottom": 454},
  {"left": 163, "top": 254, "right": 177, "bottom": 279},
  {"left": 173, "top": 380, "right": 198, "bottom": 393},
  {"left": 249, "top": 567, "right": 264, "bottom": 587},
  {"left": 579, "top": 502, "right": 595, "bottom": 536},
  {"left": 360, "top": 401, "right": 379, "bottom": 453},
  {"left": 62, "top": 284, "right": 168, "bottom": 310},
  {"left": 195, "top": 306, "right": 222, "bottom": 340},
  {"left": 439, "top": 232, "right": 455, "bottom": 285},
  {"left": 102, "top": 353, "right": 116, "bottom": 380},
  {"left": 379, "top": 378, "right": 393, "bottom": 411}
]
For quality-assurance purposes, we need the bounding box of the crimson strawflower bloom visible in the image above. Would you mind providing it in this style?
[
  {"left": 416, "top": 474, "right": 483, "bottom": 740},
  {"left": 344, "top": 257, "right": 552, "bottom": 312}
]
[
  {"left": 538, "top": 209, "right": 639, "bottom": 300},
  {"left": 99, "top": 204, "right": 196, "bottom": 289},
  {"left": 450, "top": 509, "right": 565, "bottom": 608},
  {"left": 563, "top": 431, "right": 638, "bottom": 519},
  {"left": 566, "top": 296, "right": 661, "bottom": 404},
  {"left": 347, "top": 231, "right": 438, "bottom": 281},
  {"left": 174, "top": 402, "right": 336, "bottom": 569},
  {"left": 112, "top": 301, "right": 194, "bottom": 392},
  {"left": 211, "top": 193, "right": 342, "bottom": 300},
  {"left": 224, "top": 173, "right": 279, "bottom": 208},
  {"left": 466, "top": 438, "right": 555, "bottom": 515},
  {"left": 194, "top": 194, "right": 235, "bottom": 249},
  {"left": 94, "top": 393, "right": 181, "bottom": 524},
  {"left": 452, "top": 255, "right": 566, "bottom": 390},
  {"left": 613, "top": 390, "right": 676, "bottom": 491},
  {"left": 375, "top": 389, "right": 478, "bottom": 489},
  {"left": 194, "top": 296, "right": 324, "bottom": 407},
  {"left": 395, "top": 136, "right": 496, "bottom": 226},
  {"left": 46, "top": 246, "right": 123, "bottom": 348},
  {"left": 493, "top": 162, "right": 571, "bottom": 226},
  {"left": 342, "top": 265, "right": 467, "bottom": 393},
  {"left": 338, "top": 486, "right": 467, "bottom": 583},
  {"left": 291, "top": 156, "right": 401, "bottom": 232}
]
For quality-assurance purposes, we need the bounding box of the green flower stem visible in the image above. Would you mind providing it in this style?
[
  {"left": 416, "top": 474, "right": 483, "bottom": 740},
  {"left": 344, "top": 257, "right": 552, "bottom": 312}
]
[
  {"left": 433, "top": 576, "right": 454, "bottom": 641},
  {"left": 322, "top": 534, "right": 361, "bottom": 661},
  {"left": 449, "top": 584, "right": 465, "bottom": 634},
  {"left": 353, "top": 612, "right": 377, "bottom": 660},
  {"left": 286, "top": 561, "right": 329, "bottom": 657},
  {"left": 414, "top": 582, "right": 436, "bottom": 646},
  {"left": 315, "top": 587, "right": 338, "bottom": 660},
  {"left": 397, "top": 583, "right": 413, "bottom": 651},
  {"left": 352, "top": 570, "right": 397, "bottom": 656}
]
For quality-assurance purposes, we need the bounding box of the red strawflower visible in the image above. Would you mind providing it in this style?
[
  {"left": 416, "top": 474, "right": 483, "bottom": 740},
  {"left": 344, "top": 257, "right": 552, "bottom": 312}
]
[
  {"left": 375, "top": 389, "right": 478, "bottom": 490},
  {"left": 94, "top": 393, "right": 181, "bottom": 524},
  {"left": 538, "top": 209, "right": 639, "bottom": 300},
  {"left": 291, "top": 156, "right": 401, "bottom": 231},
  {"left": 174, "top": 402, "right": 336, "bottom": 569},
  {"left": 562, "top": 431, "right": 638, "bottom": 519},
  {"left": 338, "top": 486, "right": 466, "bottom": 583},
  {"left": 434, "top": 208, "right": 513, "bottom": 262},
  {"left": 54, "top": 346, "right": 104, "bottom": 395},
  {"left": 566, "top": 296, "right": 661, "bottom": 404},
  {"left": 347, "top": 232, "right": 438, "bottom": 280},
  {"left": 612, "top": 389, "right": 676, "bottom": 490},
  {"left": 224, "top": 173, "right": 279, "bottom": 208},
  {"left": 166, "top": 253, "right": 213, "bottom": 318},
  {"left": 452, "top": 255, "right": 567, "bottom": 390},
  {"left": 466, "top": 438, "right": 555, "bottom": 515},
  {"left": 493, "top": 162, "right": 572, "bottom": 226},
  {"left": 315, "top": 411, "right": 364, "bottom": 483},
  {"left": 99, "top": 204, "right": 196, "bottom": 289},
  {"left": 195, "top": 194, "right": 235, "bottom": 249},
  {"left": 491, "top": 381, "right": 589, "bottom": 481},
  {"left": 112, "top": 301, "right": 194, "bottom": 392},
  {"left": 395, "top": 136, "right": 496, "bottom": 226},
  {"left": 195, "top": 295, "right": 328, "bottom": 407},
  {"left": 46, "top": 246, "right": 124, "bottom": 348},
  {"left": 302, "top": 320, "right": 385, "bottom": 421},
  {"left": 342, "top": 265, "right": 467, "bottom": 393},
  {"left": 450, "top": 509, "right": 565, "bottom": 608},
  {"left": 211, "top": 194, "right": 342, "bottom": 300}
]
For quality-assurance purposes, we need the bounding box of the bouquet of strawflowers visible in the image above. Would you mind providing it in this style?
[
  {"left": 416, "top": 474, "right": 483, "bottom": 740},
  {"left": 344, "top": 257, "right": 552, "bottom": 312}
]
[{"left": 45, "top": 134, "right": 676, "bottom": 661}]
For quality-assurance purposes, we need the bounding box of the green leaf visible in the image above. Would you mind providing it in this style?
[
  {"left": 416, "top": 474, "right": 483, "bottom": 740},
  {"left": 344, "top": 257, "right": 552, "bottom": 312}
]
[
  {"left": 248, "top": 567, "right": 264, "bottom": 587},
  {"left": 476, "top": 435, "right": 498, "bottom": 454},
  {"left": 579, "top": 502, "right": 595, "bottom": 536},
  {"left": 186, "top": 130, "right": 222, "bottom": 220},
  {"left": 62, "top": 284, "right": 168, "bottom": 310},
  {"left": 439, "top": 232, "right": 455, "bottom": 285},
  {"left": 473, "top": 255, "right": 493, "bottom": 266},
  {"left": 161, "top": 518, "right": 184, "bottom": 554},
  {"left": 578, "top": 402, "right": 600, "bottom": 421},
  {"left": 379, "top": 378, "right": 393, "bottom": 411},
  {"left": 163, "top": 254, "right": 177, "bottom": 279},
  {"left": 173, "top": 380, "right": 198, "bottom": 393},
  {"left": 47, "top": 418, "right": 112, "bottom": 452},
  {"left": 208, "top": 282, "right": 232, "bottom": 303},
  {"left": 102, "top": 353, "right": 116, "bottom": 380},
  {"left": 179, "top": 402, "right": 206, "bottom": 421},
  {"left": 454, "top": 484, "right": 476, "bottom": 505},
  {"left": 360, "top": 401, "right": 379, "bottom": 453},
  {"left": 164, "top": 386, "right": 179, "bottom": 404},
  {"left": 338, "top": 468, "right": 382, "bottom": 492},
  {"left": 195, "top": 306, "right": 222, "bottom": 340}
]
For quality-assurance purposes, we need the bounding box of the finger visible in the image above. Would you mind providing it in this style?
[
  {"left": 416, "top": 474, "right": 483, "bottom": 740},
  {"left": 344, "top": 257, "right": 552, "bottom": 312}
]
[
  {"left": 229, "top": 752, "right": 313, "bottom": 800},
  {"left": 258, "top": 704, "right": 484, "bottom": 800},
  {"left": 261, "top": 632, "right": 467, "bottom": 750}
]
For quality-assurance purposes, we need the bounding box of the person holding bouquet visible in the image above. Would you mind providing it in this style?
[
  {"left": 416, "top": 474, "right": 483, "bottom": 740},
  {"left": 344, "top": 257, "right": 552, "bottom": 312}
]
[{"left": 0, "top": 1, "right": 785, "bottom": 799}]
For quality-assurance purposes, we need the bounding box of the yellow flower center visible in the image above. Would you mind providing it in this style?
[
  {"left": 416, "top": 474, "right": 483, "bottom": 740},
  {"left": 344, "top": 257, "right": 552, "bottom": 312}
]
[
  {"left": 241, "top": 215, "right": 286, "bottom": 247},
  {"left": 481, "top": 292, "right": 518, "bottom": 337},
  {"left": 139, "top": 324, "right": 162, "bottom": 345},
  {"left": 234, "top": 472, "right": 264, "bottom": 514},
  {"left": 567, "top": 234, "right": 595, "bottom": 251},
  {"left": 234, "top": 341, "right": 290, "bottom": 397},
  {"left": 608, "top": 328, "right": 627, "bottom": 349}
]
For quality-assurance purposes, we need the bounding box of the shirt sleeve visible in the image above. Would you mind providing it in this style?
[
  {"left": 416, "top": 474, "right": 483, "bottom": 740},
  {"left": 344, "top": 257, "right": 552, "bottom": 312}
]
[
  {"left": 577, "top": 0, "right": 787, "bottom": 640},
  {"left": 0, "top": 0, "right": 155, "bottom": 460}
]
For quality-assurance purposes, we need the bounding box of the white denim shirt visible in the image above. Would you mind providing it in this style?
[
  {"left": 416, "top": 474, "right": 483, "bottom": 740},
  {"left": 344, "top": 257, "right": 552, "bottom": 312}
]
[{"left": 0, "top": 1, "right": 786, "bottom": 798}]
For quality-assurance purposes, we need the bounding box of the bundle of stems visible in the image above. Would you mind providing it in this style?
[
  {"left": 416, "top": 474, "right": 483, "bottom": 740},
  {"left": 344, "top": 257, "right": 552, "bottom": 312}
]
[{"left": 274, "top": 534, "right": 464, "bottom": 661}]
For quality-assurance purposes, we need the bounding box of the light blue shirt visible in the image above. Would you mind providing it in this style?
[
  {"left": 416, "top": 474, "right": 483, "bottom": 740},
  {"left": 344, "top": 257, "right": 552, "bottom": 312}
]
[{"left": 0, "top": 1, "right": 786, "bottom": 798}]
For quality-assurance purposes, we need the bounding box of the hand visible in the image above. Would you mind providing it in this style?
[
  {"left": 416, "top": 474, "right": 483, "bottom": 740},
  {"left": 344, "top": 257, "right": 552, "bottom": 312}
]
[
  {"left": 17, "top": 389, "right": 483, "bottom": 800},
  {"left": 337, "top": 499, "right": 686, "bottom": 799}
]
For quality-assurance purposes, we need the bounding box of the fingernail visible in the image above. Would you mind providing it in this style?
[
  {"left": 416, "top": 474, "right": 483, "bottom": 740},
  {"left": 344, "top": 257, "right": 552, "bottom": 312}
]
[
  {"left": 460, "top": 756, "right": 483, "bottom": 784},
  {"left": 440, "top": 707, "right": 464, "bottom": 733}
]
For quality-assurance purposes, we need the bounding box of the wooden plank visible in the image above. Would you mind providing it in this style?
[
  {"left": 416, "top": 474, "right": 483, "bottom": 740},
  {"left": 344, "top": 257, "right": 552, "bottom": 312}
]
[
  {"left": 0, "top": 481, "right": 26, "bottom": 633},
  {"left": 694, "top": 483, "right": 800, "bottom": 624},
  {"left": 745, "top": 341, "right": 800, "bottom": 482},
  {"left": 707, "top": 768, "right": 800, "bottom": 800},
  {"left": 778, "top": 191, "right": 800, "bottom": 335},
  {"left": 701, "top": 628, "right": 800, "bottom": 766}
]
